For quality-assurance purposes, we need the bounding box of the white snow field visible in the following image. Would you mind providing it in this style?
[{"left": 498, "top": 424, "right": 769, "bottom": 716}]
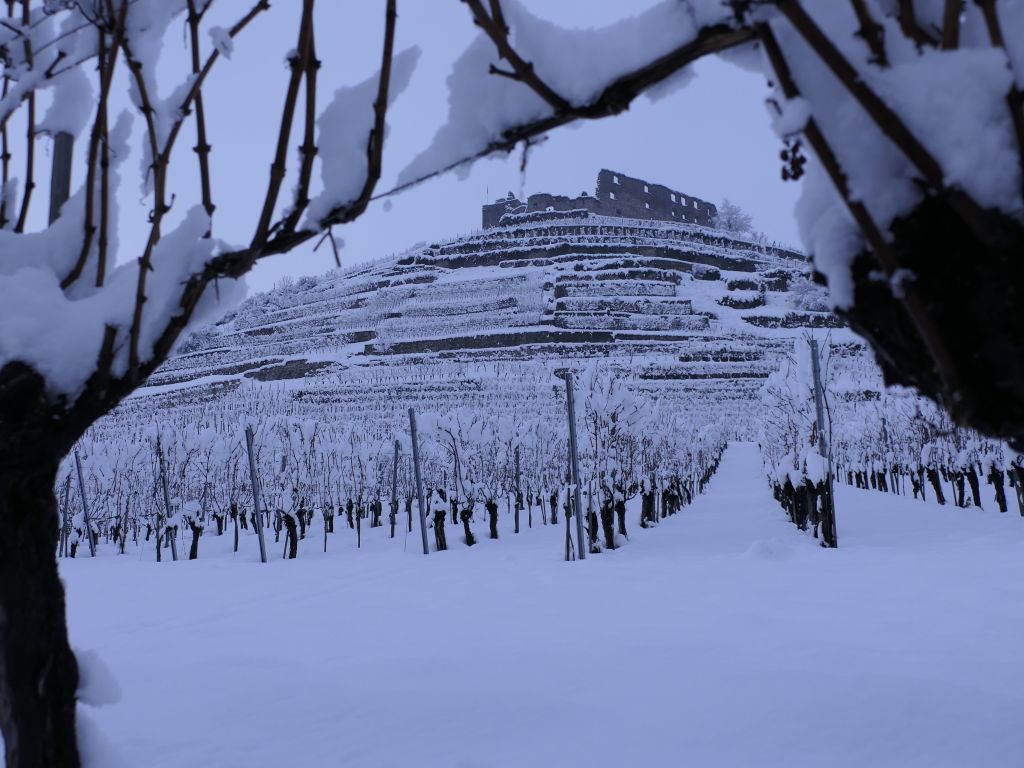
[{"left": 60, "top": 443, "right": 1024, "bottom": 767}]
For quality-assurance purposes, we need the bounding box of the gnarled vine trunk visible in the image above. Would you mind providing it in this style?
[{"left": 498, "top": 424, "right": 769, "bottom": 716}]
[
  {"left": 0, "top": 457, "right": 80, "bottom": 768},
  {"left": 0, "top": 360, "right": 130, "bottom": 767}
]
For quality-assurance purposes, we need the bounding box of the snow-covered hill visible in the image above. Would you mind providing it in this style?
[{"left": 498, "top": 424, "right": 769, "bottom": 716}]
[{"left": 115, "top": 210, "right": 851, "bottom": 431}]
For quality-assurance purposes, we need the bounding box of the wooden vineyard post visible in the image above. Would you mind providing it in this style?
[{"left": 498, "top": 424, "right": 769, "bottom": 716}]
[
  {"left": 408, "top": 408, "right": 430, "bottom": 555},
  {"left": 48, "top": 131, "right": 73, "bottom": 224},
  {"left": 514, "top": 444, "right": 521, "bottom": 534},
  {"left": 156, "top": 437, "right": 178, "bottom": 561},
  {"left": 407, "top": 458, "right": 414, "bottom": 534},
  {"left": 391, "top": 439, "right": 400, "bottom": 539},
  {"left": 73, "top": 451, "right": 96, "bottom": 557},
  {"left": 562, "top": 370, "right": 586, "bottom": 561},
  {"left": 244, "top": 425, "right": 269, "bottom": 563},
  {"left": 810, "top": 338, "right": 838, "bottom": 548},
  {"left": 58, "top": 476, "right": 70, "bottom": 558}
]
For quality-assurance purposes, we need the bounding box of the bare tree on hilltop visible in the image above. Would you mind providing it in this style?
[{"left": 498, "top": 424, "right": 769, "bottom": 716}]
[
  {"left": 713, "top": 199, "right": 755, "bottom": 234},
  {"left": 0, "top": 1, "right": 1022, "bottom": 765}
]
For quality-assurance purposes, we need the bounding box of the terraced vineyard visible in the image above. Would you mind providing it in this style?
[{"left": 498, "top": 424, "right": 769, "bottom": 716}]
[{"left": 106, "top": 210, "right": 848, "bottom": 435}]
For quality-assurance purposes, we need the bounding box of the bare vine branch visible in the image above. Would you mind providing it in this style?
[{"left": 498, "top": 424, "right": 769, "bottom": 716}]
[
  {"left": 251, "top": 0, "right": 314, "bottom": 249},
  {"left": 280, "top": 0, "right": 321, "bottom": 234},
  {"left": 462, "top": 0, "right": 570, "bottom": 112},
  {"left": 941, "top": 0, "right": 961, "bottom": 49},
  {"left": 186, "top": 0, "right": 215, "bottom": 235},
  {"left": 13, "top": 0, "right": 34, "bottom": 233},
  {"left": 849, "top": 0, "right": 887, "bottom": 66},
  {"left": 60, "top": 1, "right": 125, "bottom": 289}
]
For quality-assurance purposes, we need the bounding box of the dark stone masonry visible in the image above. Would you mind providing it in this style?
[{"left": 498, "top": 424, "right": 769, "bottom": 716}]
[{"left": 482, "top": 169, "right": 717, "bottom": 229}]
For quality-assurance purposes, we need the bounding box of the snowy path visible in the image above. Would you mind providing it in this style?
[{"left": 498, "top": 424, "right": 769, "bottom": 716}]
[
  {"left": 58, "top": 442, "right": 1024, "bottom": 767},
  {"left": 639, "top": 441, "right": 796, "bottom": 556}
]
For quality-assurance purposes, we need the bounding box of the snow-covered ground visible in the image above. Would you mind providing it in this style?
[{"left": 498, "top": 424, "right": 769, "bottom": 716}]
[{"left": 61, "top": 442, "right": 1024, "bottom": 767}]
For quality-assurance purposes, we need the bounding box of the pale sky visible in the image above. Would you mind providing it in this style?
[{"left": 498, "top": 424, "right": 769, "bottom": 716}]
[{"left": 80, "top": 1, "right": 803, "bottom": 294}]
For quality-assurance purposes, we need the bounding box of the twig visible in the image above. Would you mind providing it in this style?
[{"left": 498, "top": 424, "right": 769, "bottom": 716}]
[
  {"left": 119, "top": 35, "right": 164, "bottom": 230},
  {"left": 0, "top": 1, "right": 12, "bottom": 230},
  {"left": 280, "top": 1, "right": 320, "bottom": 233},
  {"left": 323, "top": 0, "right": 398, "bottom": 228},
  {"left": 313, "top": 227, "right": 341, "bottom": 268},
  {"left": 61, "top": 4, "right": 125, "bottom": 289},
  {"left": 850, "top": 0, "right": 887, "bottom": 66},
  {"left": 941, "top": 0, "right": 961, "bottom": 49},
  {"left": 896, "top": 0, "right": 937, "bottom": 47},
  {"left": 462, "top": 0, "right": 570, "bottom": 111},
  {"left": 97, "top": 60, "right": 110, "bottom": 287},
  {"left": 14, "top": 0, "right": 34, "bottom": 233},
  {"left": 251, "top": 0, "right": 314, "bottom": 249},
  {"left": 186, "top": 0, "right": 215, "bottom": 235}
]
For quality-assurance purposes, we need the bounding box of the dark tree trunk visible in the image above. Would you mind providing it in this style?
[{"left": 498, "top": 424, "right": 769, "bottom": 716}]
[
  {"left": 188, "top": 523, "right": 201, "bottom": 560},
  {"left": 640, "top": 492, "right": 654, "bottom": 528},
  {"left": 966, "top": 466, "right": 982, "bottom": 508},
  {"left": 954, "top": 473, "right": 966, "bottom": 507},
  {"left": 1011, "top": 467, "right": 1024, "bottom": 516},
  {"left": 283, "top": 516, "right": 298, "bottom": 559},
  {"left": 433, "top": 511, "right": 447, "bottom": 551},
  {"left": 600, "top": 502, "right": 616, "bottom": 550},
  {"left": 460, "top": 509, "right": 475, "bottom": 546},
  {"left": 806, "top": 481, "right": 820, "bottom": 538},
  {"left": 0, "top": 461, "right": 81, "bottom": 768},
  {"left": 989, "top": 468, "right": 1008, "bottom": 514},
  {"left": 927, "top": 468, "right": 946, "bottom": 505},
  {"left": 588, "top": 508, "right": 601, "bottom": 553},
  {"left": 486, "top": 500, "right": 498, "bottom": 539},
  {"left": 564, "top": 502, "right": 574, "bottom": 561}
]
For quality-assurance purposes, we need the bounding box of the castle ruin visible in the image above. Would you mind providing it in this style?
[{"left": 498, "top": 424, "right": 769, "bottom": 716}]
[{"left": 482, "top": 169, "right": 718, "bottom": 229}]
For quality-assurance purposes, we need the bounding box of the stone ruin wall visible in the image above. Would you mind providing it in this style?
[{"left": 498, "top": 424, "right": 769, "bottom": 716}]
[{"left": 482, "top": 169, "right": 718, "bottom": 229}]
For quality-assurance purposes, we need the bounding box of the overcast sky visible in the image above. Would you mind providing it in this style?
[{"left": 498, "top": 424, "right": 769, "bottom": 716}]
[{"left": 93, "top": 0, "right": 802, "bottom": 295}]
